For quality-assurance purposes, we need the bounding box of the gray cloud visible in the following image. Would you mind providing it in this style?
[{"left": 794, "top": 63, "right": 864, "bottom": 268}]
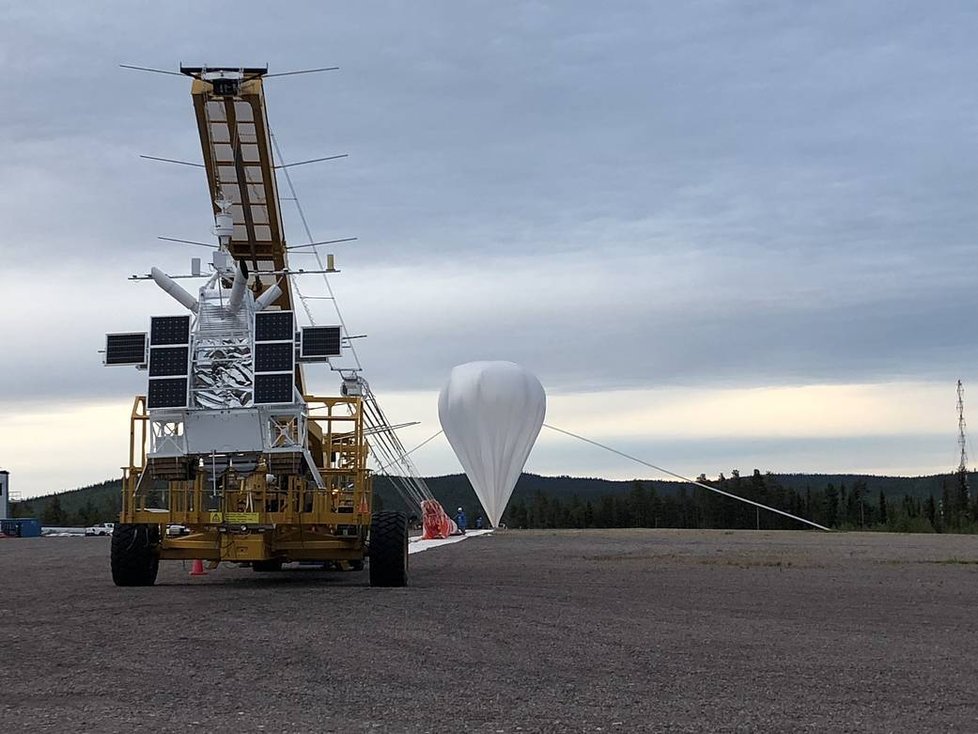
[
  {"left": 403, "top": 430, "right": 958, "bottom": 483},
  {"left": 2, "top": 2, "right": 977, "bottom": 470}
]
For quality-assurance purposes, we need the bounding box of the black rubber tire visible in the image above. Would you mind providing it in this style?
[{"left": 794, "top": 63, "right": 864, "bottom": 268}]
[
  {"left": 111, "top": 524, "right": 160, "bottom": 587},
  {"left": 349, "top": 559, "right": 365, "bottom": 572},
  {"left": 252, "top": 559, "right": 284, "bottom": 572},
  {"left": 369, "top": 511, "right": 408, "bottom": 587}
]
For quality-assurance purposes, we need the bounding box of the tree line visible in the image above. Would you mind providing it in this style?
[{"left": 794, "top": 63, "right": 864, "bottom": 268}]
[
  {"left": 16, "top": 468, "right": 978, "bottom": 533},
  {"left": 11, "top": 493, "right": 120, "bottom": 527},
  {"left": 501, "top": 469, "right": 978, "bottom": 533}
]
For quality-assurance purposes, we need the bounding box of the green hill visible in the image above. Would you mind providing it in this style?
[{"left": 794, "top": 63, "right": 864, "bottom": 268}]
[
  {"left": 373, "top": 473, "right": 688, "bottom": 519},
  {"left": 11, "top": 478, "right": 122, "bottom": 526}
]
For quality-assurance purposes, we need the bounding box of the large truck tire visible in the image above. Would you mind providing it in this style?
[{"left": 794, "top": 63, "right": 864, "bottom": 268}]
[
  {"left": 369, "top": 511, "right": 408, "bottom": 587},
  {"left": 111, "top": 524, "right": 160, "bottom": 587}
]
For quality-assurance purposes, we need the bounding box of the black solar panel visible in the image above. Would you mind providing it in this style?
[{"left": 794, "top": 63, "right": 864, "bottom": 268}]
[
  {"left": 105, "top": 333, "right": 147, "bottom": 365},
  {"left": 147, "top": 377, "right": 188, "bottom": 409},
  {"left": 150, "top": 315, "right": 191, "bottom": 345},
  {"left": 300, "top": 326, "right": 342, "bottom": 359},
  {"left": 254, "top": 373, "right": 294, "bottom": 404},
  {"left": 254, "top": 311, "right": 294, "bottom": 342},
  {"left": 149, "top": 346, "right": 190, "bottom": 377},
  {"left": 254, "top": 342, "right": 294, "bottom": 373}
]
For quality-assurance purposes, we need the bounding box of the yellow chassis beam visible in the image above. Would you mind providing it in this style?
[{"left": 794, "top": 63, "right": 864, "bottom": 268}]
[{"left": 159, "top": 528, "right": 364, "bottom": 562}]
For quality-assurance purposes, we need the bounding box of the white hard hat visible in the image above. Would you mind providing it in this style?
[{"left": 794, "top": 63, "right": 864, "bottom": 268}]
[{"left": 457, "top": 507, "right": 463, "bottom": 512}]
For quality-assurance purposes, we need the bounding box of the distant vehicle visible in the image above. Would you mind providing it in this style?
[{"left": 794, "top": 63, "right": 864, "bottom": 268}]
[
  {"left": 166, "top": 524, "right": 190, "bottom": 537},
  {"left": 85, "top": 522, "right": 115, "bottom": 537}
]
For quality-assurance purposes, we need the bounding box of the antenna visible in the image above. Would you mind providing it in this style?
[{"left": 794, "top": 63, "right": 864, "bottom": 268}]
[
  {"left": 119, "top": 64, "right": 185, "bottom": 77},
  {"left": 274, "top": 154, "right": 348, "bottom": 170},
  {"left": 140, "top": 155, "right": 205, "bottom": 168},
  {"left": 958, "top": 380, "right": 969, "bottom": 475},
  {"left": 158, "top": 236, "right": 217, "bottom": 249},
  {"left": 265, "top": 67, "right": 339, "bottom": 78}
]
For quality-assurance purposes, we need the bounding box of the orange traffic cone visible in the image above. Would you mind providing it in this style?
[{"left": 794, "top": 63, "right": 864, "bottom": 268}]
[{"left": 190, "top": 559, "right": 207, "bottom": 576}]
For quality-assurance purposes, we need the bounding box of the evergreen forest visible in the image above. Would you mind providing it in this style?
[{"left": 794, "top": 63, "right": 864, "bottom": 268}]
[{"left": 12, "top": 469, "right": 978, "bottom": 534}]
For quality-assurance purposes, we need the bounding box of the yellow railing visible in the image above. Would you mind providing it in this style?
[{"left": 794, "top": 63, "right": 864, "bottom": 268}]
[{"left": 121, "top": 394, "right": 372, "bottom": 529}]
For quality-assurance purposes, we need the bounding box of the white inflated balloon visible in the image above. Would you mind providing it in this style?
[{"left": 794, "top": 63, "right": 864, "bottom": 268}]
[{"left": 438, "top": 361, "right": 546, "bottom": 527}]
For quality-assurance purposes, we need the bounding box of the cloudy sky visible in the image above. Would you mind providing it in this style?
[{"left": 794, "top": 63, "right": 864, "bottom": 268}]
[{"left": 2, "top": 1, "right": 977, "bottom": 498}]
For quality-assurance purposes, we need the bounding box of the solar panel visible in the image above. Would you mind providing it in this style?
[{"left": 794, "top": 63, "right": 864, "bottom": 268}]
[
  {"left": 147, "top": 377, "right": 189, "bottom": 409},
  {"left": 105, "top": 333, "right": 147, "bottom": 366},
  {"left": 150, "top": 315, "right": 191, "bottom": 345},
  {"left": 254, "top": 373, "right": 294, "bottom": 404},
  {"left": 149, "top": 346, "right": 190, "bottom": 377},
  {"left": 254, "top": 311, "right": 294, "bottom": 342},
  {"left": 254, "top": 342, "right": 294, "bottom": 373},
  {"left": 299, "top": 326, "right": 342, "bottom": 360}
]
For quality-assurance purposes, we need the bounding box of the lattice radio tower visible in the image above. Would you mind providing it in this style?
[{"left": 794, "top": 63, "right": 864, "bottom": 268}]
[{"left": 958, "top": 380, "right": 969, "bottom": 476}]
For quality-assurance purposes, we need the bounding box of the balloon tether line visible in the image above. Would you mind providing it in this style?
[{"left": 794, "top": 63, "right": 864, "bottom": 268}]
[{"left": 541, "top": 423, "right": 831, "bottom": 532}]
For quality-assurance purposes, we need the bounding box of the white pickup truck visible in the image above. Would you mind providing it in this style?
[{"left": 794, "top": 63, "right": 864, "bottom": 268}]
[{"left": 85, "top": 522, "right": 115, "bottom": 537}]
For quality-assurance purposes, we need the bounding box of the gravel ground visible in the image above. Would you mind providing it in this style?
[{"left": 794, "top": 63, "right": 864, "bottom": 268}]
[{"left": 2, "top": 529, "right": 978, "bottom": 733}]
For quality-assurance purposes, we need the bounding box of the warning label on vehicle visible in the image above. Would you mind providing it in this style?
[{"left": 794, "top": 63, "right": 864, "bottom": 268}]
[
  {"left": 207, "top": 512, "right": 261, "bottom": 524},
  {"left": 225, "top": 512, "right": 261, "bottom": 524}
]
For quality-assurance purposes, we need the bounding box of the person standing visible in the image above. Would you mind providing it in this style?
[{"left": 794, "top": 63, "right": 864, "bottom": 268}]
[{"left": 455, "top": 507, "right": 467, "bottom": 533}]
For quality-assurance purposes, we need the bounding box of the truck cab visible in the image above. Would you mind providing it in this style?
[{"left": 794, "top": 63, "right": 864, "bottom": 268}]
[{"left": 86, "top": 522, "right": 115, "bottom": 537}]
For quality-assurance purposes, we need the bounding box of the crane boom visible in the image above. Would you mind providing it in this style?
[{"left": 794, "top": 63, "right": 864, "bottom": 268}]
[{"left": 183, "top": 66, "right": 292, "bottom": 310}]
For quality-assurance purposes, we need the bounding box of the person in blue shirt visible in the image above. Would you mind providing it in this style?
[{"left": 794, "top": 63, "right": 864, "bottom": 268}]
[
  {"left": 455, "top": 507, "right": 467, "bottom": 534},
  {"left": 476, "top": 516, "right": 484, "bottom": 530}
]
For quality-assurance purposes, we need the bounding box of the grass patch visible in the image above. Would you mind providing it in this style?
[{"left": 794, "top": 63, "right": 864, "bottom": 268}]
[
  {"left": 924, "top": 558, "right": 978, "bottom": 565},
  {"left": 882, "top": 558, "right": 978, "bottom": 566},
  {"left": 583, "top": 553, "right": 820, "bottom": 568}
]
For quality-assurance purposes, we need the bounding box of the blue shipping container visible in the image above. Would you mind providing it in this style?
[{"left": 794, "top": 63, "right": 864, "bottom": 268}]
[{"left": 1, "top": 518, "right": 42, "bottom": 538}]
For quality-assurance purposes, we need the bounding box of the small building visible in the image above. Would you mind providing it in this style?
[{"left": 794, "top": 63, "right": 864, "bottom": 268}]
[
  {"left": 1, "top": 518, "right": 42, "bottom": 538},
  {"left": 0, "top": 470, "right": 8, "bottom": 520}
]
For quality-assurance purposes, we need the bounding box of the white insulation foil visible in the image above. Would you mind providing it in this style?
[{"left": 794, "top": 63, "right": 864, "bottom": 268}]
[{"left": 193, "top": 298, "right": 254, "bottom": 409}]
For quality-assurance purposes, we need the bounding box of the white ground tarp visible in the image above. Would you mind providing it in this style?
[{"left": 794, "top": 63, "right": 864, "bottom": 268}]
[{"left": 408, "top": 529, "right": 493, "bottom": 554}]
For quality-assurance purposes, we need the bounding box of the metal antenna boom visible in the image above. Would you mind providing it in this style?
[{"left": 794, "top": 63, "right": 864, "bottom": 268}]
[
  {"left": 274, "top": 154, "right": 348, "bottom": 170},
  {"left": 286, "top": 237, "right": 357, "bottom": 251},
  {"left": 141, "top": 155, "right": 205, "bottom": 168},
  {"left": 119, "top": 64, "right": 185, "bottom": 77},
  {"left": 158, "top": 236, "right": 218, "bottom": 248},
  {"left": 265, "top": 67, "right": 340, "bottom": 78}
]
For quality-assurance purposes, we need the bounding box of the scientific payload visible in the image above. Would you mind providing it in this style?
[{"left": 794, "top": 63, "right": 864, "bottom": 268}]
[{"left": 101, "top": 65, "right": 412, "bottom": 587}]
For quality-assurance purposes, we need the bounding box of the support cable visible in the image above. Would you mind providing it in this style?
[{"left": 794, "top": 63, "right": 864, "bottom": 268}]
[
  {"left": 542, "top": 423, "right": 831, "bottom": 532},
  {"left": 269, "top": 124, "right": 435, "bottom": 512},
  {"left": 377, "top": 430, "right": 444, "bottom": 474},
  {"left": 269, "top": 129, "right": 360, "bottom": 367},
  {"left": 359, "top": 385, "right": 432, "bottom": 507},
  {"left": 267, "top": 113, "right": 440, "bottom": 514},
  {"left": 358, "top": 397, "right": 427, "bottom": 504}
]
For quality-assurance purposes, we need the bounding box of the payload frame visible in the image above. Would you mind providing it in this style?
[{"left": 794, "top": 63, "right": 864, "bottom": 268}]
[{"left": 104, "top": 66, "right": 408, "bottom": 586}]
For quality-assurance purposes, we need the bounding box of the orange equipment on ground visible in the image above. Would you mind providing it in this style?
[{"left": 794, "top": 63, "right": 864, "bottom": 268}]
[{"left": 421, "top": 499, "right": 459, "bottom": 539}]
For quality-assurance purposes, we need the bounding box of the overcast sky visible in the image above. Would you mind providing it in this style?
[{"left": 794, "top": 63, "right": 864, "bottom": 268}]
[{"left": 2, "top": 1, "right": 977, "bottom": 498}]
